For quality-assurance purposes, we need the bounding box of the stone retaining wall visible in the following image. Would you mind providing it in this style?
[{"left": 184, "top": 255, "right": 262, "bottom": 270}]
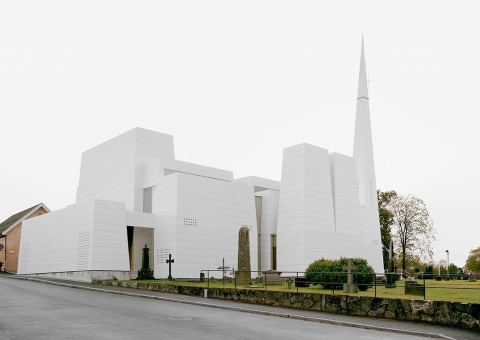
[{"left": 94, "top": 280, "right": 480, "bottom": 330}]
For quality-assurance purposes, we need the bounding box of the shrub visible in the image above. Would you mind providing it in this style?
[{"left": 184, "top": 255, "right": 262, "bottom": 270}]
[{"left": 305, "top": 257, "right": 375, "bottom": 291}]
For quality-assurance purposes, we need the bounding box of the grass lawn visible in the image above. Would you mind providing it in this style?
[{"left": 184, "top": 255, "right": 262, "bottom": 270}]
[{"left": 109, "top": 278, "right": 480, "bottom": 303}]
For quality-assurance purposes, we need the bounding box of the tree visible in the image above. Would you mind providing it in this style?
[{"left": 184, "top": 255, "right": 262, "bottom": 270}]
[
  {"left": 465, "top": 247, "right": 480, "bottom": 273},
  {"left": 448, "top": 263, "right": 460, "bottom": 275},
  {"left": 438, "top": 259, "right": 447, "bottom": 275},
  {"left": 305, "top": 257, "right": 375, "bottom": 291},
  {"left": 389, "top": 194, "right": 436, "bottom": 272},
  {"left": 377, "top": 190, "right": 397, "bottom": 270}
]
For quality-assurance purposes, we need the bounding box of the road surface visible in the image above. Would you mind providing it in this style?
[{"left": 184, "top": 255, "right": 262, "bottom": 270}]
[{"left": 0, "top": 277, "right": 455, "bottom": 340}]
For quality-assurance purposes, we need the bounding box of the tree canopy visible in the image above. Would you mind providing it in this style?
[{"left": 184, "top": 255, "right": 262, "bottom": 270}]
[
  {"left": 377, "top": 190, "right": 397, "bottom": 269},
  {"left": 305, "top": 257, "right": 375, "bottom": 291},
  {"left": 465, "top": 247, "right": 480, "bottom": 273},
  {"left": 389, "top": 194, "right": 436, "bottom": 272}
]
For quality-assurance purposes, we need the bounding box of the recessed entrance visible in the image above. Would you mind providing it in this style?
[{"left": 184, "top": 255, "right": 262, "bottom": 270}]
[{"left": 271, "top": 234, "right": 277, "bottom": 270}]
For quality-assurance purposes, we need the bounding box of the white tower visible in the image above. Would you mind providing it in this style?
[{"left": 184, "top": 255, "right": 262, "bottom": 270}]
[{"left": 353, "top": 39, "right": 384, "bottom": 273}]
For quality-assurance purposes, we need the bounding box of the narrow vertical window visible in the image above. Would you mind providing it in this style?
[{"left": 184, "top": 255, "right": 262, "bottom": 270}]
[{"left": 143, "top": 187, "right": 153, "bottom": 213}]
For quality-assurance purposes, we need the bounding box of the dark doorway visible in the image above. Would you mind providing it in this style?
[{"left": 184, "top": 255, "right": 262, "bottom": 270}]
[
  {"left": 271, "top": 234, "right": 277, "bottom": 270},
  {"left": 127, "top": 226, "right": 134, "bottom": 271}
]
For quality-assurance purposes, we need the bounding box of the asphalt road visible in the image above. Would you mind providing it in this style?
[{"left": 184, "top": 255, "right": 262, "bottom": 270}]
[{"left": 0, "top": 277, "right": 437, "bottom": 340}]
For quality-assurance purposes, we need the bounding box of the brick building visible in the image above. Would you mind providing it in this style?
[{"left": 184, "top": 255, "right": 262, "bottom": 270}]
[{"left": 0, "top": 203, "right": 50, "bottom": 273}]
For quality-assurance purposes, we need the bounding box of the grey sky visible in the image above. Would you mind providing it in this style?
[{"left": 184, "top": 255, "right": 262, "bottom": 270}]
[{"left": 1, "top": 1, "right": 478, "bottom": 267}]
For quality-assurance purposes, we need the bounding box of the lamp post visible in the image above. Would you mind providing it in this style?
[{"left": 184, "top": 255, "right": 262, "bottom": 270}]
[{"left": 446, "top": 250, "right": 449, "bottom": 278}]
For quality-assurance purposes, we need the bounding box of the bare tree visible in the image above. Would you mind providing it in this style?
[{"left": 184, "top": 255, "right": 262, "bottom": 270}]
[{"left": 389, "top": 195, "right": 436, "bottom": 272}]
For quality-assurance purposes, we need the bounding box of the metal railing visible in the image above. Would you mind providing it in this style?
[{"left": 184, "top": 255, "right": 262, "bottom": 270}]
[{"left": 196, "top": 269, "right": 480, "bottom": 301}]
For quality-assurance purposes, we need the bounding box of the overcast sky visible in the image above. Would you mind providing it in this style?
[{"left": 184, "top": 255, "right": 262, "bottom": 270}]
[{"left": 1, "top": 1, "right": 479, "bottom": 268}]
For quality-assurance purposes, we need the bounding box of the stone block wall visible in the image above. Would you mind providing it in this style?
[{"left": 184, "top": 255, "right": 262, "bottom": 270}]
[{"left": 95, "top": 281, "right": 479, "bottom": 331}]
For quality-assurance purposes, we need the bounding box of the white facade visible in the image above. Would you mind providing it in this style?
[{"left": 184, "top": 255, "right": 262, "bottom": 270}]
[
  {"left": 19, "top": 200, "right": 130, "bottom": 279},
  {"left": 18, "top": 41, "right": 384, "bottom": 280},
  {"left": 152, "top": 172, "right": 258, "bottom": 279},
  {"left": 277, "top": 144, "right": 337, "bottom": 272}
]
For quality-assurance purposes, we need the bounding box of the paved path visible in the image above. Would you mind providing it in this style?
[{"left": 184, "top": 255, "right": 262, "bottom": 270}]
[{"left": 0, "top": 275, "right": 477, "bottom": 340}]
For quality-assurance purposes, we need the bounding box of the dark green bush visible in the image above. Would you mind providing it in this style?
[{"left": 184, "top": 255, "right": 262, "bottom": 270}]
[{"left": 305, "top": 257, "right": 375, "bottom": 291}]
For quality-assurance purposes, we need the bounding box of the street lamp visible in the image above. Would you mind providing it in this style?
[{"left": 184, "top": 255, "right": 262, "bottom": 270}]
[{"left": 446, "top": 250, "right": 449, "bottom": 278}]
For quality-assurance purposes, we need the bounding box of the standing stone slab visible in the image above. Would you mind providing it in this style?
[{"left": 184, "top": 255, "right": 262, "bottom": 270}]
[
  {"left": 386, "top": 241, "right": 397, "bottom": 288},
  {"left": 236, "top": 226, "right": 251, "bottom": 285},
  {"left": 342, "top": 258, "right": 358, "bottom": 293}
]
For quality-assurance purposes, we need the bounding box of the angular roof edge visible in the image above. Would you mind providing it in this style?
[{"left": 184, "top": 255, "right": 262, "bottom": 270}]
[{"left": 0, "top": 203, "right": 50, "bottom": 235}]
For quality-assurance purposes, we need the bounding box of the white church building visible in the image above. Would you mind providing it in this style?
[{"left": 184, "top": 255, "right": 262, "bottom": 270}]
[{"left": 18, "top": 41, "right": 383, "bottom": 281}]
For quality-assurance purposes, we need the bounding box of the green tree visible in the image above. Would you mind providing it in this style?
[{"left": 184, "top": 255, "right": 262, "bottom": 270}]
[
  {"left": 377, "top": 190, "right": 397, "bottom": 270},
  {"left": 405, "top": 255, "right": 427, "bottom": 273},
  {"left": 390, "top": 194, "right": 436, "bottom": 272},
  {"left": 448, "top": 263, "right": 460, "bottom": 275},
  {"left": 305, "top": 257, "right": 375, "bottom": 291},
  {"left": 465, "top": 247, "right": 480, "bottom": 273}
]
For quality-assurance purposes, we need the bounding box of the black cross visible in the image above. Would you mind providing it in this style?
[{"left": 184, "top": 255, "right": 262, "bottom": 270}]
[{"left": 166, "top": 253, "right": 174, "bottom": 281}]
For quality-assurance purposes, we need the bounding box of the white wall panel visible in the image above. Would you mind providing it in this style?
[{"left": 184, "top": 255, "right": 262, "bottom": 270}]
[
  {"left": 19, "top": 199, "right": 129, "bottom": 275},
  {"left": 76, "top": 128, "right": 174, "bottom": 212},
  {"left": 277, "top": 143, "right": 336, "bottom": 273},
  {"left": 153, "top": 173, "right": 257, "bottom": 279}
]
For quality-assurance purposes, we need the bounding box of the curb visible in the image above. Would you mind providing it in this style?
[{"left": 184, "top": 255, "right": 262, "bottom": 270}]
[{"left": 2, "top": 275, "right": 456, "bottom": 340}]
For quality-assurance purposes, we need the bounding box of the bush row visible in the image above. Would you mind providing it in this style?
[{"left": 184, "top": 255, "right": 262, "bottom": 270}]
[{"left": 305, "top": 257, "right": 375, "bottom": 291}]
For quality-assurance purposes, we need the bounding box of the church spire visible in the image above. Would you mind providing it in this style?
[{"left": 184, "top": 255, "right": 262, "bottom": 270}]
[
  {"left": 357, "top": 38, "right": 369, "bottom": 100},
  {"left": 353, "top": 38, "right": 377, "bottom": 209},
  {"left": 352, "top": 38, "right": 384, "bottom": 274}
]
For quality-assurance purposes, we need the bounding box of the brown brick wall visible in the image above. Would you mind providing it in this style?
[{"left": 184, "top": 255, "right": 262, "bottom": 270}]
[
  {"left": 1, "top": 207, "right": 48, "bottom": 273},
  {"left": 0, "top": 237, "right": 5, "bottom": 270}
]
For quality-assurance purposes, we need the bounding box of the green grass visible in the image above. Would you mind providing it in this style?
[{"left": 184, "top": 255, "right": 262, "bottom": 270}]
[{"left": 106, "top": 278, "right": 480, "bottom": 303}]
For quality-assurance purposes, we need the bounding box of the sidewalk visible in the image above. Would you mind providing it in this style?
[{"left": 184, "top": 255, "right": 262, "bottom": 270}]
[{"left": 1, "top": 274, "right": 478, "bottom": 340}]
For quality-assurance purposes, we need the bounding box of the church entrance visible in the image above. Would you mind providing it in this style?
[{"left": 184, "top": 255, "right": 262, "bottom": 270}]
[
  {"left": 127, "top": 226, "right": 134, "bottom": 271},
  {"left": 126, "top": 226, "right": 154, "bottom": 277},
  {"left": 271, "top": 234, "right": 277, "bottom": 270}
]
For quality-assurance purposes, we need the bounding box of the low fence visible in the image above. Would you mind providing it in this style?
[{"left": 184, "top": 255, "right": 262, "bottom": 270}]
[{"left": 198, "top": 269, "right": 480, "bottom": 301}]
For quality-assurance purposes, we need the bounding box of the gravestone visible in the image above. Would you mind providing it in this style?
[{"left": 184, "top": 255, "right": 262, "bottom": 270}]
[
  {"left": 342, "top": 258, "right": 358, "bottom": 293},
  {"left": 285, "top": 278, "right": 294, "bottom": 290},
  {"left": 405, "top": 281, "right": 425, "bottom": 296},
  {"left": 137, "top": 244, "right": 155, "bottom": 280},
  {"left": 385, "top": 241, "right": 397, "bottom": 288},
  {"left": 264, "top": 270, "right": 282, "bottom": 285},
  {"left": 295, "top": 277, "right": 307, "bottom": 287},
  {"left": 166, "top": 253, "right": 174, "bottom": 281},
  {"left": 217, "top": 257, "right": 230, "bottom": 283},
  {"left": 235, "top": 226, "right": 251, "bottom": 285}
]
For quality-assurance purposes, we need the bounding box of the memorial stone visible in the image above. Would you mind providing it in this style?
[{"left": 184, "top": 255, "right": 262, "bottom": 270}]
[
  {"left": 235, "top": 226, "right": 251, "bottom": 285},
  {"left": 405, "top": 281, "right": 425, "bottom": 296},
  {"left": 264, "top": 270, "right": 282, "bottom": 285},
  {"left": 385, "top": 241, "right": 397, "bottom": 288},
  {"left": 137, "top": 244, "right": 155, "bottom": 280},
  {"left": 342, "top": 258, "right": 358, "bottom": 293},
  {"left": 166, "top": 253, "right": 175, "bottom": 281}
]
